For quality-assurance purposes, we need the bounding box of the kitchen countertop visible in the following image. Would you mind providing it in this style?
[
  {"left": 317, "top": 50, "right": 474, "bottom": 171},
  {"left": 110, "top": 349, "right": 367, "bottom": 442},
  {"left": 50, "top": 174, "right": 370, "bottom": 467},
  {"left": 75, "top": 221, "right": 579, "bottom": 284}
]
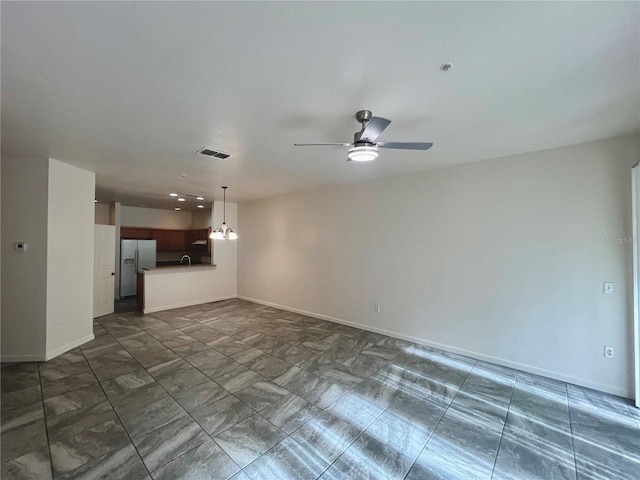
[{"left": 143, "top": 264, "right": 217, "bottom": 274}]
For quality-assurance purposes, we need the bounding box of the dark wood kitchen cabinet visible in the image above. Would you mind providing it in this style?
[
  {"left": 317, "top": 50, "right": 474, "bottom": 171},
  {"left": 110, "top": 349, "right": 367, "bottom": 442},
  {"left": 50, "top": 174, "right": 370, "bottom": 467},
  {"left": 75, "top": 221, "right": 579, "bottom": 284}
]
[
  {"left": 121, "top": 227, "right": 152, "bottom": 239},
  {"left": 167, "top": 230, "right": 186, "bottom": 251},
  {"left": 151, "top": 229, "right": 184, "bottom": 251},
  {"left": 121, "top": 227, "right": 210, "bottom": 252},
  {"left": 120, "top": 227, "right": 136, "bottom": 238}
]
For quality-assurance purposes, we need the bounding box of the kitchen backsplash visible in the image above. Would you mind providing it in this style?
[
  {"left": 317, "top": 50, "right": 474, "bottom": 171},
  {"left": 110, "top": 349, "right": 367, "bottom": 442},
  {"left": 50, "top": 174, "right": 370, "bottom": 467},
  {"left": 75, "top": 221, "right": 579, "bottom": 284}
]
[{"left": 156, "top": 251, "right": 206, "bottom": 262}]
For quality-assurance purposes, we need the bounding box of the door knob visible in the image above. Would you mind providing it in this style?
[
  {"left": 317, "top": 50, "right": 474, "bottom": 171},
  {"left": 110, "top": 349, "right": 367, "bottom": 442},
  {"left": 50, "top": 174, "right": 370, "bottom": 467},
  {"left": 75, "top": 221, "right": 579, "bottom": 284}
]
[{"left": 111, "top": 272, "right": 115, "bottom": 275}]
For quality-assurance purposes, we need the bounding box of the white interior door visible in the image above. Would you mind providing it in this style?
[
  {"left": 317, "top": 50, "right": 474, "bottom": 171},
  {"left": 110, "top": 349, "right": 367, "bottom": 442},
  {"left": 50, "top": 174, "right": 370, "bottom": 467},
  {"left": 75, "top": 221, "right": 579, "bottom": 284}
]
[{"left": 94, "top": 225, "right": 116, "bottom": 318}]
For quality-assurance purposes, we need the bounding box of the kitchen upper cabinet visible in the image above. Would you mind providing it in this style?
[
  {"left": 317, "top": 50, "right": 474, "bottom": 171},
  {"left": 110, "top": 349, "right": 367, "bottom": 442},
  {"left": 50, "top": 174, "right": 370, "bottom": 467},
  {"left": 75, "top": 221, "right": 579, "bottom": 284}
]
[
  {"left": 150, "top": 229, "right": 185, "bottom": 251},
  {"left": 184, "top": 229, "right": 196, "bottom": 248},
  {"left": 121, "top": 227, "right": 136, "bottom": 239},
  {"left": 121, "top": 227, "right": 210, "bottom": 252},
  {"left": 195, "top": 229, "right": 209, "bottom": 241},
  {"left": 152, "top": 230, "right": 171, "bottom": 251},
  {"left": 167, "top": 230, "right": 186, "bottom": 251},
  {"left": 121, "top": 227, "right": 152, "bottom": 239}
]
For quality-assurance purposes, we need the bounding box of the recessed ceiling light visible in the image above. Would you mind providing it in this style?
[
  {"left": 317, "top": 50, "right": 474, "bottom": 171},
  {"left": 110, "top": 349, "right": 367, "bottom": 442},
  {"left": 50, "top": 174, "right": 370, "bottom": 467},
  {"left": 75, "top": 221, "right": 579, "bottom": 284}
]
[
  {"left": 169, "top": 193, "right": 178, "bottom": 197},
  {"left": 175, "top": 207, "right": 181, "bottom": 211},
  {"left": 197, "top": 205, "right": 204, "bottom": 208},
  {"left": 196, "top": 196, "right": 204, "bottom": 201},
  {"left": 178, "top": 198, "right": 186, "bottom": 202}
]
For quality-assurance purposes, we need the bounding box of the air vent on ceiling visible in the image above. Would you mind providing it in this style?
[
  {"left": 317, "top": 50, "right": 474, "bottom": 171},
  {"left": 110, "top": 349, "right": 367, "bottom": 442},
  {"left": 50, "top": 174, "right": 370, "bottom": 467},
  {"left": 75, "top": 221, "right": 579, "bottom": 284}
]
[{"left": 198, "top": 147, "right": 231, "bottom": 159}]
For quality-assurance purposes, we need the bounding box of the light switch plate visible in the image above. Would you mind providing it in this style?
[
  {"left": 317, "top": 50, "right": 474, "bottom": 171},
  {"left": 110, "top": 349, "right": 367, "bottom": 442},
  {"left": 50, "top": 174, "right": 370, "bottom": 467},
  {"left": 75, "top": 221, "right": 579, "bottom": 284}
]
[{"left": 603, "top": 282, "right": 614, "bottom": 294}]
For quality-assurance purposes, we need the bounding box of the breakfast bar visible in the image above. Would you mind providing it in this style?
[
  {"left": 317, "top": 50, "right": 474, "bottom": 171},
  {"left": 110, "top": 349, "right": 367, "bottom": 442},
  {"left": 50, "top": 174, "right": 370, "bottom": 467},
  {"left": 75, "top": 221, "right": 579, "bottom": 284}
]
[{"left": 137, "top": 264, "right": 233, "bottom": 313}]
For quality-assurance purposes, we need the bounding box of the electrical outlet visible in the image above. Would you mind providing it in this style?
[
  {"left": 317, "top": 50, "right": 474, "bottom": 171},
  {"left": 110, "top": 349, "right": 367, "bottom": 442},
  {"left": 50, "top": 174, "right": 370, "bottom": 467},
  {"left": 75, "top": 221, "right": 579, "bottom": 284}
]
[
  {"left": 603, "top": 282, "right": 614, "bottom": 294},
  {"left": 374, "top": 304, "right": 381, "bottom": 313},
  {"left": 604, "top": 346, "right": 614, "bottom": 359},
  {"left": 56, "top": 320, "right": 61, "bottom": 329}
]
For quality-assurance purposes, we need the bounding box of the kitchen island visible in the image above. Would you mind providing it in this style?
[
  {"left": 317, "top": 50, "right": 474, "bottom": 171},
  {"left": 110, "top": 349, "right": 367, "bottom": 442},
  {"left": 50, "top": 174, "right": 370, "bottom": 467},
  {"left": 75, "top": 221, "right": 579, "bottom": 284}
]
[{"left": 138, "top": 264, "right": 235, "bottom": 313}]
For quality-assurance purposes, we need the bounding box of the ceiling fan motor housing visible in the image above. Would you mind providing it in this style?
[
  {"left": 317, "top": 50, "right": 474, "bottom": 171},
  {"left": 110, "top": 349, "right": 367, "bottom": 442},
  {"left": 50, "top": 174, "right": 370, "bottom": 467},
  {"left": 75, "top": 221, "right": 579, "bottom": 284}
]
[{"left": 354, "top": 110, "right": 373, "bottom": 143}]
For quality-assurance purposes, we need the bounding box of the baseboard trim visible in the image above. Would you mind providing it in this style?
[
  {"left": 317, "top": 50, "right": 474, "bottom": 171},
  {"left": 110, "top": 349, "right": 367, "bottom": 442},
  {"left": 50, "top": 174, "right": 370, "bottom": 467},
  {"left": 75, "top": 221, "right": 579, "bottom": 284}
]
[
  {"left": 1, "top": 353, "right": 47, "bottom": 362},
  {"left": 238, "top": 295, "right": 633, "bottom": 399},
  {"left": 144, "top": 295, "right": 237, "bottom": 314},
  {"left": 45, "top": 334, "right": 95, "bottom": 361}
]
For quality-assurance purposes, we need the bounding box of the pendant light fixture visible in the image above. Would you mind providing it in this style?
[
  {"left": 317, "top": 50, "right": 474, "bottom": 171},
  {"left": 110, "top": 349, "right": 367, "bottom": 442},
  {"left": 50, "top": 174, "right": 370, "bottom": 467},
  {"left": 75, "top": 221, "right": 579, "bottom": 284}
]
[{"left": 210, "top": 186, "right": 237, "bottom": 240}]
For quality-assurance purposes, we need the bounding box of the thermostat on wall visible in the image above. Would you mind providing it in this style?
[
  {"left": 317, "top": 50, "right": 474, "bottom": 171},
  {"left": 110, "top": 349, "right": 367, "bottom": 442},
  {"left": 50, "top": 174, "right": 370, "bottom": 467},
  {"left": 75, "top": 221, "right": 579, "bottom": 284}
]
[{"left": 15, "top": 242, "right": 28, "bottom": 252}]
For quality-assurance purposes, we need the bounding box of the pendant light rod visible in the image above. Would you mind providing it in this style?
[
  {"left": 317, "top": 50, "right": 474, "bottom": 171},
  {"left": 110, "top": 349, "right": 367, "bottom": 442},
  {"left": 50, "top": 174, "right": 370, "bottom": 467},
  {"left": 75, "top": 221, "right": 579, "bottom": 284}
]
[
  {"left": 210, "top": 185, "right": 237, "bottom": 240},
  {"left": 222, "top": 186, "right": 227, "bottom": 225}
]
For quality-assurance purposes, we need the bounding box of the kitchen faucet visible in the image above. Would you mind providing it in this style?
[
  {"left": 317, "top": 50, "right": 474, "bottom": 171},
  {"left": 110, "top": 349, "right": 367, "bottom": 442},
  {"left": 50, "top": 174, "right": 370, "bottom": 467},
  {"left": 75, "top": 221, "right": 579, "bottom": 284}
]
[{"left": 180, "top": 254, "right": 191, "bottom": 266}]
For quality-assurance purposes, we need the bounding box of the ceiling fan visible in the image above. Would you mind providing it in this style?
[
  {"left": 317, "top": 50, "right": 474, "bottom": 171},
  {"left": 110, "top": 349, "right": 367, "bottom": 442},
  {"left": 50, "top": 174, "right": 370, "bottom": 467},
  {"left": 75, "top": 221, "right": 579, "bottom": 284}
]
[{"left": 294, "top": 110, "right": 433, "bottom": 162}]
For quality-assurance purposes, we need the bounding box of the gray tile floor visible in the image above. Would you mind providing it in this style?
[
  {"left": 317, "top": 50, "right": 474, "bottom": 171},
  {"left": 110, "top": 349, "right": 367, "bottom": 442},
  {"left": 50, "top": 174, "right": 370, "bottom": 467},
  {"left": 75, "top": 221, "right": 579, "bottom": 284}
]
[{"left": 2, "top": 299, "right": 639, "bottom": 479}]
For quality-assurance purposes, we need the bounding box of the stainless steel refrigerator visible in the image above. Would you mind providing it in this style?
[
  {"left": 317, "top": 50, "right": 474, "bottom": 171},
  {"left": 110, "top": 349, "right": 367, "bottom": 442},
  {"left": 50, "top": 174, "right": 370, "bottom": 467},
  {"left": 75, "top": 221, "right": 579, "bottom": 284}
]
[{"left": 120, "top": 239, "right": 156, "bottom": 297}]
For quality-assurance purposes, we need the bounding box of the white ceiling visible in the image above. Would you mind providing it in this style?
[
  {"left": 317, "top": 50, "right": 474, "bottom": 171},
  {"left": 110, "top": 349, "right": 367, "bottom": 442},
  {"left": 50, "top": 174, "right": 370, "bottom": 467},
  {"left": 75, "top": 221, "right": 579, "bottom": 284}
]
[{"left": 2, "top": 2, "right": 639, "bottom": 210}]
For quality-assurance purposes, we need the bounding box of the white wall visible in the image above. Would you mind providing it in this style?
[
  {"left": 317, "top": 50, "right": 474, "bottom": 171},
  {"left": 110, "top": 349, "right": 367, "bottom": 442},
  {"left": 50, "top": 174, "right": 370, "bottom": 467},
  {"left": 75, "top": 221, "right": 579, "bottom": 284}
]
[
  {"left": 191, "top": 207, "right": 213, "bottom": 229},
  {"left": 238, "top": 134, "right": 640, "bottom": 398},
  {"left": 46, "top": 159, "right": 96, "bottom": 357},
  {"left": 1, "top": 157, "right": 49, "bottom": 361},
  {"left": 121, "top": 205, "right": 192, "bottom": 229},
  {"left": 94, "top": 203, "right": 110, "bottom": 224}
]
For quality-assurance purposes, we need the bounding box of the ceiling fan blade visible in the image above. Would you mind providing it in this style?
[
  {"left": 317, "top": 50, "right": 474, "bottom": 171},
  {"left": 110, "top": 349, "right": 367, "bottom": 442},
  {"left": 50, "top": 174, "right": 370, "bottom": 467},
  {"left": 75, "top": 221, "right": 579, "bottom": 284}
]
[
  {"left": 377, "top": 142, "right": 433, "bottom": 150},
  {"left": 294, "top": 143, "right": 351, "bottom": 147},
  {"left": 359, "top": 117, "right": 391, "bottom": 142}
]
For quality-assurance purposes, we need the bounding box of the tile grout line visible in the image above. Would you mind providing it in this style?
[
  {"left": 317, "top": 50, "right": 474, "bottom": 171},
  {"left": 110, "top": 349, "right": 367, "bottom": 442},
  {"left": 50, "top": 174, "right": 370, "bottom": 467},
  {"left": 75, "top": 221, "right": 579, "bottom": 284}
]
[
  {"left": 102, "top": 319, "right": 245, "bottom": 477},
  {"left": 192, "top": 327, "right": 393, "bottom": 477},
  {"left": 487, "top": 369, "right": 519, "bottom": 480},
  {"left": 234, "top": 341, "right": 373, "bottom": 478},
  {"left": 132, "top": 302, "right": 331, "bottom": 478},
  {"left": 234, "top": 338, "right": 400, "bottom": 477},
  {"left": 36, "top": 362, "right": 56, "bottom": 480},
  {"left": 565, "top": 383, "right": 580, "bottom": 478},
  {"left": 275, "top": 341, "right": 448, "bottom": 478},
  {"left": 78, "top": 335, "right": 153, "bottom": 480},
  {"left": 9, "top": 302, "right": 330, "bottom": 479},
  {"left": 290, "top": 360, "right": 371, "bottom": 478},
  {"left": 111, "top": 309, "right": 278, "bottom": 477},
  {"left": 401, "top": 355, "right": 477, "bottom": 480}
]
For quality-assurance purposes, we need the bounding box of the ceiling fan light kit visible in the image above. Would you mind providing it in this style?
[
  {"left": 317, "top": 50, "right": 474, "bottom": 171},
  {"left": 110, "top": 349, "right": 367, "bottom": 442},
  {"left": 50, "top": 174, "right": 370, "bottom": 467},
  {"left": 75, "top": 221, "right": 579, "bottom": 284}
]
[
  {"left": 210, "top": 186, "right": 237, "bottom": 240},
  {"left": 294, "top": 109, "right": 433, "bottom": 161},
  {"left": 348, "top": 145, "right": 379, "bottom": 162}
]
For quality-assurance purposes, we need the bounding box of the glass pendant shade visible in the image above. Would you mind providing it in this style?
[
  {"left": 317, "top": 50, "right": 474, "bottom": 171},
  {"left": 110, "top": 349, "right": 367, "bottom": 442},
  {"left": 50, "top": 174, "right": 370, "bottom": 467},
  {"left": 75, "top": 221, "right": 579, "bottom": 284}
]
[{"left": 210, "top": 227, "right": 225, "bottom": 240}]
